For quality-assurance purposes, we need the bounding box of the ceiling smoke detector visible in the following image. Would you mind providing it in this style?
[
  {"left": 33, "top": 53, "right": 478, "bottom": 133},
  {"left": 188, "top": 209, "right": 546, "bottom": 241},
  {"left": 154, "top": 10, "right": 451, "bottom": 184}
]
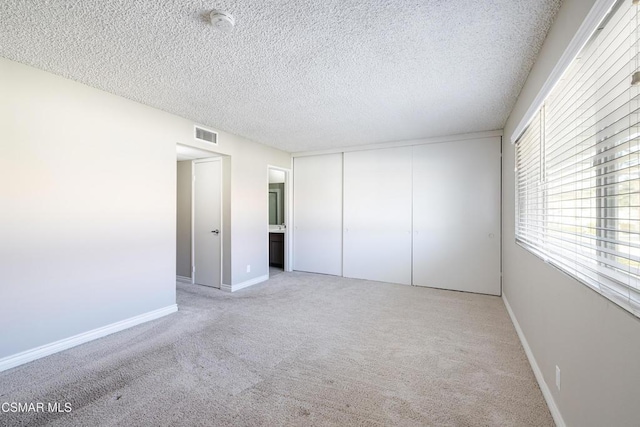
[{"left": 210, "top": 10, "right": 235, "bottom": 33}]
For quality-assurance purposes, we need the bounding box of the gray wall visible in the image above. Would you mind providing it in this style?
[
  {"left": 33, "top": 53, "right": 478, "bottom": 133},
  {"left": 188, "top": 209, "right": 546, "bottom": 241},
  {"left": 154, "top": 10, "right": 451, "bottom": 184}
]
[
  {"left": 502, "top": 0, "right": 640, "bottom": 425},
  {"left": 176, "top": 161, "right": 192, "bottom": 278},
  {"left": 0, "top": 57, "right": 290, "bottom": 360}
]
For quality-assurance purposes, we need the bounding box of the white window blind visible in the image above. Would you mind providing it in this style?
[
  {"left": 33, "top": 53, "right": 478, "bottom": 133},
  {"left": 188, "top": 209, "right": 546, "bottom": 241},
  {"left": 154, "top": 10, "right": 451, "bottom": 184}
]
[{"left": 516, "top": 0, "right": 640, "bottom": 317}]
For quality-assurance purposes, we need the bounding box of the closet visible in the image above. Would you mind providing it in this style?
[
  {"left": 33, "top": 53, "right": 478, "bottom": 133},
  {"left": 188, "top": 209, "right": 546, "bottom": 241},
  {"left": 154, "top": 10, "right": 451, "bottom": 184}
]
[
  {"left": 412, "top": 138, "right": 500, "bottom": 295},
  {"left": 292, "top": 136, "right": 501, "bottom": 295},
  {"left": 292, "top": 153, "right": 343, "bottom": 275},
  {"left": 343, "top": 147, "right": 412, "bottom": 285}
]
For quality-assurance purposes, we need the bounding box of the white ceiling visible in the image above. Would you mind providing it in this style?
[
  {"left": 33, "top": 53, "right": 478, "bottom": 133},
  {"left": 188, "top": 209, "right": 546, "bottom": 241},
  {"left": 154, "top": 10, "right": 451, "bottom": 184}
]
[{"left": 0, "top": 0, "right": 561, "bottom": 153}]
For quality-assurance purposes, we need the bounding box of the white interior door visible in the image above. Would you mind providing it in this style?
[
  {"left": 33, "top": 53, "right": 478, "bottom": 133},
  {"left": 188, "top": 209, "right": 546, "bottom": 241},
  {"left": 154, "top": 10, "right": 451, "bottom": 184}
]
[
  {"left": 193, "top": 158, "right": 222, "bottom": 288},
  {"left": 343, "top": 147, "right": 412, "bottom": 285},
  {"left": 412, "top": 138, "right": 501, "bottom": 295},
  {"left": 293, "top": 154, "right": 343, "bottom": 275}
]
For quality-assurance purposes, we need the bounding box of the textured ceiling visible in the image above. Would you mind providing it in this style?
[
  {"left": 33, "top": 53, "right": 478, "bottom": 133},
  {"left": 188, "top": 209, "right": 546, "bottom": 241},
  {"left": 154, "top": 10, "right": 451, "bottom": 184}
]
[{"left": 0, "top": 0, "right": 561, "bottom": 153}]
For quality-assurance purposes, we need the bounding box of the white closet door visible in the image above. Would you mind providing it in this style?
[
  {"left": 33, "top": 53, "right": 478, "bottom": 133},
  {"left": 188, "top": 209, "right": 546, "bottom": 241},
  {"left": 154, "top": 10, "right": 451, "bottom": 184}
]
[
  {"left": 343, "top": 147, "right": 412, "bottom": 285},
  {"left": 293, "top": 154, "right": 343, "bottom": 275},
  {"left": 412, "top": 138, "right": 501, "bottom": 295}
]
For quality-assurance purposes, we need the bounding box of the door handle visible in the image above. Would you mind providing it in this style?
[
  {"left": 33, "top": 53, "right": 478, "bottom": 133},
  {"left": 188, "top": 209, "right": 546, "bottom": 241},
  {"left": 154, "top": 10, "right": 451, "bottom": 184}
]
[{"left": 211, "top": 229, "right": 220, "bottom": 235}]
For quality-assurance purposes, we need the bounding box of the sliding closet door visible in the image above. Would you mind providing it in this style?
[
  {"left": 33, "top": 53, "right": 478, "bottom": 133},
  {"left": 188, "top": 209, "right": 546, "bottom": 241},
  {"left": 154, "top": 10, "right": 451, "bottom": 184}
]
[
  {"left": 412, "top": 138, "right": 501, "bottom": 295},
  {"left": 343, "top": 147, "right": 412, "bottom": 285},
  {"left": 293, "top": 154, "right": 343, "bottom": 275}
]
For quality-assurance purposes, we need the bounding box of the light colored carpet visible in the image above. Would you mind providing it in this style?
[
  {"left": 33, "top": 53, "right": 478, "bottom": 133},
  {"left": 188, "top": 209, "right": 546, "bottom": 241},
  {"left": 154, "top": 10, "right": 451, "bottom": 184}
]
[
  {"left": 269, "top": 266, "right": 284, "bottom": 277},
  {"left": 0, "top": 272, "right": 553, "bottom": 426}
]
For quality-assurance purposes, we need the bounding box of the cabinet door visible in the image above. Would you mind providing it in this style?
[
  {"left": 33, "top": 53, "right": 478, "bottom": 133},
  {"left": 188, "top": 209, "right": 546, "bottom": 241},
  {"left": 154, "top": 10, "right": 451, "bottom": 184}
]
[
  {"left": 293, "top": 154, "right": 343, "bottom": 275},
  {"left": 412, "top": 138, "right": 501, "bottom": 295},
  {"left": 343, "top": 147, "right": 412, "bottom": 285},
  {"left": 269, "top": 233, "right": 284, "bottom": 268}
]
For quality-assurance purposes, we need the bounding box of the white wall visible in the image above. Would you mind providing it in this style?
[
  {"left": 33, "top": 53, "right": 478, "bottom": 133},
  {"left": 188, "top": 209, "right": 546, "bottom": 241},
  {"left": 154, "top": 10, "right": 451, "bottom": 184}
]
[
  {"left": 502, "top": 1, "right": 640, "bottom": 426},
  {"left": 0, "top": 58, "right": 177, "bottom": 359},
  {"left": 224, "top": 142, "right": 290, "bottom": 284},
  {"left": 0, "top": 57, "right": 290, "bottom": 360},
  {"left": 268, "top": 169, "right": 285, "bottom": 184}
]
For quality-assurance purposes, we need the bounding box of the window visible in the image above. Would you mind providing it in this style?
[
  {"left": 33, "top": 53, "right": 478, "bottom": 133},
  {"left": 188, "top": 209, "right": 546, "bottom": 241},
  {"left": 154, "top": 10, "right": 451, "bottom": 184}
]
[{"left": 515, "top": 0, "right": 640, "bottom": 317}]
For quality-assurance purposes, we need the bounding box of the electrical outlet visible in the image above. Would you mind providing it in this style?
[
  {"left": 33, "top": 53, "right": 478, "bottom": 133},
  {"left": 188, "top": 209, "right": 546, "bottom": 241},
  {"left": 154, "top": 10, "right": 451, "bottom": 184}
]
[
  {"left": 555, "top": 365, "right": 561, "bottom": 390},
  {"left": 246, "top": 264, "right": 251, "bottom": 273}
]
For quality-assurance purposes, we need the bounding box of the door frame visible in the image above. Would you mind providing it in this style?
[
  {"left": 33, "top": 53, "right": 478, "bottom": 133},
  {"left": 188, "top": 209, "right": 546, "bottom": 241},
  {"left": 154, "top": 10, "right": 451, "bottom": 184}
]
[
  {"left": 192, "top": 157, "right": 223, "bottom": 288},
  {"left": 268, "top": 165, "right": 293, "bottom": 272}
]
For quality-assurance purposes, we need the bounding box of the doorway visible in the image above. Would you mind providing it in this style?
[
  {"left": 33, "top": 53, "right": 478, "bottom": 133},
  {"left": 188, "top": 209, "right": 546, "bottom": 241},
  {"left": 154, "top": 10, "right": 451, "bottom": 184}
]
[
  {"left": 268, "top": 166, "right": 291, "bottom": 277},
  {"left": 176, "top": 144, "right": 224, "bottom": 289}
]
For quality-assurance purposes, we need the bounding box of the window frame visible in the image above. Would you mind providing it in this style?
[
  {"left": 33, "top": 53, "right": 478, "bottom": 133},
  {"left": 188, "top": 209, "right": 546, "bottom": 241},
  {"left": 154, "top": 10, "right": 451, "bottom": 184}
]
[{"left": 514, "top": 0, "right": 640, "bottom": 318}]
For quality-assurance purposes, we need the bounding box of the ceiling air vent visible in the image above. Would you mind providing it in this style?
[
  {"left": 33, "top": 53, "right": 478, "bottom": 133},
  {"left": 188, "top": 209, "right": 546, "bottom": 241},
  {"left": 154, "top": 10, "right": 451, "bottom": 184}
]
[{"left": 194, "top": 126, "right": 218, "bottom": 145}]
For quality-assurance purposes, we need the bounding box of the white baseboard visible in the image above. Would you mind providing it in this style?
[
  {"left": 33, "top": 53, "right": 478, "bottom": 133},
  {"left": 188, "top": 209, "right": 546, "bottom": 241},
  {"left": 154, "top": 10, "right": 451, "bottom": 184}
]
[
  {"left": 221, "top": 274, "right": 269, "bottom": 292},
  {"left": 0, "top": 304, "right": 178, "bottom": 373},
  {"left": 502, "top": 295, "right": 565, "bottom": 427},
  {"left": 176, "top": 275, "right": 192, "bottom": 284}
]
